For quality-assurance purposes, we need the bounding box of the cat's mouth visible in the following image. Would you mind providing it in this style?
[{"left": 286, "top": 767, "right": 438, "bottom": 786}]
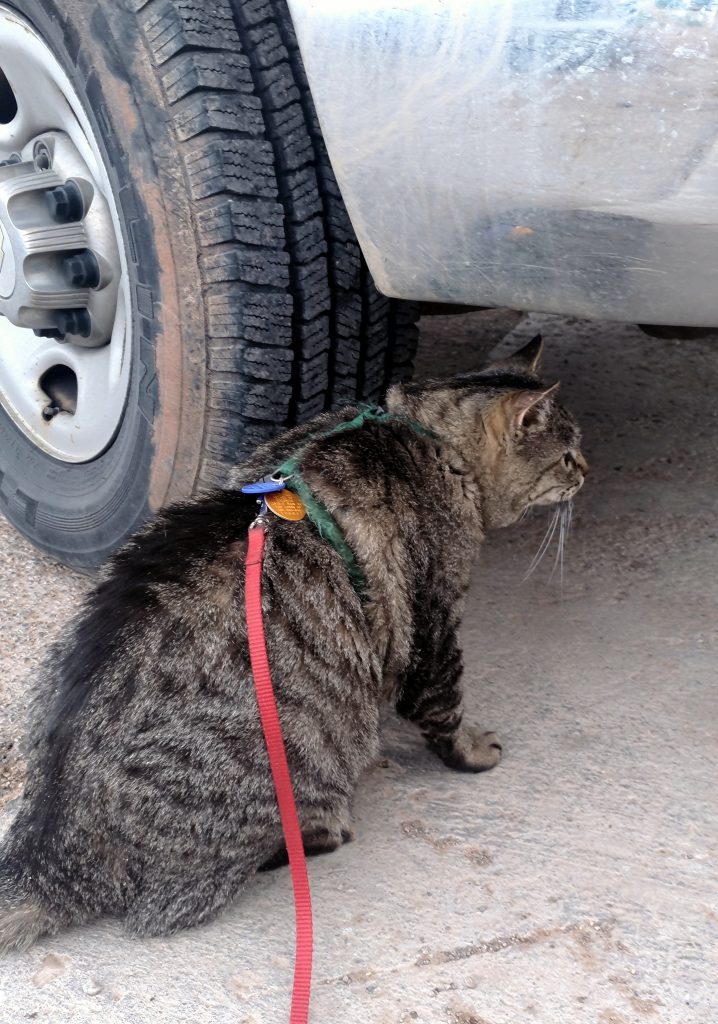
[{"left": 529, "top": 476, "right": 585, "bottom": 506}]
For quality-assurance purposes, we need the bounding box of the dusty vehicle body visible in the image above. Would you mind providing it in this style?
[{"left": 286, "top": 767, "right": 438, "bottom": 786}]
[{"left": 290, "top": 0, "right": 718, "bottom": 325}]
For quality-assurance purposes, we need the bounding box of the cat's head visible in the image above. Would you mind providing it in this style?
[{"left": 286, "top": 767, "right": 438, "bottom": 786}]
[{"left": 387, "top": 335, "right": 587, "bottom": 528}]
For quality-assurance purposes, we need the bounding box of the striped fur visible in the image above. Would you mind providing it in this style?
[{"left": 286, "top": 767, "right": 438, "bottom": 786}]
[{"left": 0, "top": 343, "right": 585, "bottom": 949}]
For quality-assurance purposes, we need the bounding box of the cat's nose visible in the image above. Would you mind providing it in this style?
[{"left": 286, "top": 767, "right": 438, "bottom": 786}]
[
  {"left": 574, "top": 452, "right": 589, "bottom": 476},
  {"left": 565, "top": 450, "right": 588, "bottom": 476}
]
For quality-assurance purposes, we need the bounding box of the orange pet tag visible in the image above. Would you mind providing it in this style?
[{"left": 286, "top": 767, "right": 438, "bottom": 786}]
[{"left": 265, "top": 489, "right": 306, "bottom": 522}]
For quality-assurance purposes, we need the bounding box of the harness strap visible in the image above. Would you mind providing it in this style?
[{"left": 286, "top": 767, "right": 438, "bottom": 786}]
[
  {"left": 245, "top": 524, "right": 313, "bottom": 1024},
  {"left": 274, "top": 407, "right": 436, "bottom": 595}
]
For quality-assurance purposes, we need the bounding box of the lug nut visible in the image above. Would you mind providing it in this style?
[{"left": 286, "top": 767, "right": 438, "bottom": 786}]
[
  {"left": 56, "top": 308, "right": 91, "bottom": 338},
  {"left": 46, "top": 179, "right": 85, "bottom": 223},
  {"left": 33, "top": 141, "right": 52, "bottom": 171},
  {"left": 63, "top": 250, "right": 100, "bottom": 289},
  {"left": 33, "top": 327, "right": 65, "bottom": 340}
]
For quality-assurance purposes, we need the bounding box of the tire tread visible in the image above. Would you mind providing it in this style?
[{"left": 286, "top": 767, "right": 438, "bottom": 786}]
[{"left": 136, "top": 0, "right": 418, "bottom": 487}]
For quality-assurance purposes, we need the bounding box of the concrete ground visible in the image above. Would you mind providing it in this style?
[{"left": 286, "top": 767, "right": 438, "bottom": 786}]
[{"left": 0, "top": 311, "right": 716, "bottom": 1023}]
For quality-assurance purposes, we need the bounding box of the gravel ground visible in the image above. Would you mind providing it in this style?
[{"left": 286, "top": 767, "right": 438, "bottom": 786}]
[{"left": 0, "top": 310, "right": 716, "bottom": 1023}]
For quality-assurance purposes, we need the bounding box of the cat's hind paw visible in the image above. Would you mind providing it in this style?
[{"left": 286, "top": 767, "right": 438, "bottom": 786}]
[{"left": 431, "top": 725, "right": 503, "bottom": 773}]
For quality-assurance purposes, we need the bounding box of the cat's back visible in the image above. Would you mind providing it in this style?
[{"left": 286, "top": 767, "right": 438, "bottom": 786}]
[{"left": 24, "top": 490, "right": 258, "bottom": 789}]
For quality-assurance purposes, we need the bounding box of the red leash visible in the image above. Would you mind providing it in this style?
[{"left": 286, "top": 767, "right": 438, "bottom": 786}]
[{"left": 245, "top": 523, "right": 313, "bottom": 1023}]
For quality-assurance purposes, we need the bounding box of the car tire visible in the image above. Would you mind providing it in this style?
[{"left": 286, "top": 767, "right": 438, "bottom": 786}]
[{"left": 0, "top": 0, "right": 419, "bottom": 569}]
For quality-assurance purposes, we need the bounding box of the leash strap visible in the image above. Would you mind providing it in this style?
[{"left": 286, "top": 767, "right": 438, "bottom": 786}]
[{"left": 245, "top": 524, "right": 313, "bottom": 1024}]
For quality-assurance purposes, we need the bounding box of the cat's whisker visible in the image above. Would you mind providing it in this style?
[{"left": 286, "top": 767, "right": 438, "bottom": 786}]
[
  {"left": 549, "top": 502, "right": 568, "bottom": 595},
  {"left": 534, "top": 506, "right": 561, "bottom": 569},
  {"left": 560, "top": 505, "right": 566, "bottom": 593},
  {"left": 548, "top": 503, "right": 565, "bottom": 577},
  {"left": 550, "top": 510, "right": 562, "bottom": 580},
  {"left": 523, "top": 505, "right": 560, "bottom": 581}
]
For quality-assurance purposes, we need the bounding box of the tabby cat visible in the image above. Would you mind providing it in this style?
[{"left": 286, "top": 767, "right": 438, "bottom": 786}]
[{"left": 0, "top": 336, "right": 586, "bottom": 951}]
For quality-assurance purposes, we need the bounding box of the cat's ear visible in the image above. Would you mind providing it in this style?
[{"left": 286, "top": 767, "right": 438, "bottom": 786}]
[
  {"left": 509, "top": 334, "right": 543, "bottom": 372},
  {"left": 501, "top": 381, "right": 559, "bottom": 435}
]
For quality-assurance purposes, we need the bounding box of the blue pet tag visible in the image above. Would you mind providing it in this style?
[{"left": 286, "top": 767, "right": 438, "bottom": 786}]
[{"left": 241, "top": 477, "right": 286, "bottom": 495}]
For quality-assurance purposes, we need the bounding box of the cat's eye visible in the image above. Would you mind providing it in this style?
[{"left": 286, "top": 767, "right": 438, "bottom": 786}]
[{"left": 563, "top": 451, "right": 576, "bottom": 469}]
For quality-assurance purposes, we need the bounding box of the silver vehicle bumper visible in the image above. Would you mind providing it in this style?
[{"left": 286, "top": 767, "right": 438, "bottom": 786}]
[{"left": 289, "top": 1, "right": 718, "bottom": 325}]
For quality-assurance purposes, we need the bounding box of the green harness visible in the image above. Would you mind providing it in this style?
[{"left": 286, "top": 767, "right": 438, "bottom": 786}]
[{"left": 273, "top": 407, "right": 435, "bottom": 596}]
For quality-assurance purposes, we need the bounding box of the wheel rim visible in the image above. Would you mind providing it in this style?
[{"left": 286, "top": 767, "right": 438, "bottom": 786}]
[{"left": 0, "top": 6, "right": 131, "bottom": 463}]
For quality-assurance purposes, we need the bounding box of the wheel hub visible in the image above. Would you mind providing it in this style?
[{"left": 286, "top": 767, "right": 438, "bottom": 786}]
[
  {"left": 0, "top": 4, "right": 131, "bottom": 463},
  {"left": 0, "top": 130, "right": 119, "bottom": 345}
]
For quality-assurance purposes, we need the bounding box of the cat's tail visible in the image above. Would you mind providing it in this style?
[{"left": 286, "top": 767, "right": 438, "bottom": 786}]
[
  {"left": 0, "top": 832, "right": 66, "bottom": 955},
  {"left": 0, "top": 897, "right": 57, "bottom": 955}
]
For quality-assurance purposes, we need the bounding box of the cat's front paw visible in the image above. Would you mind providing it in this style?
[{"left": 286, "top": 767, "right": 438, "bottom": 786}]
[{"left": 431, "top": 725, "right": 503, "bottom": 773}]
